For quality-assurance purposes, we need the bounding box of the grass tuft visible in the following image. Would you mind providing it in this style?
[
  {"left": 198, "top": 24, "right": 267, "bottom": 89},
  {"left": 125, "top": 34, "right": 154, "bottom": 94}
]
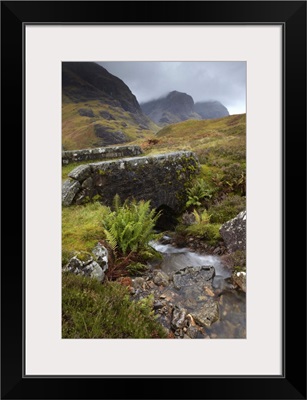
[{"left": 62, "top": 202, "right": 107, "bottom": 255}]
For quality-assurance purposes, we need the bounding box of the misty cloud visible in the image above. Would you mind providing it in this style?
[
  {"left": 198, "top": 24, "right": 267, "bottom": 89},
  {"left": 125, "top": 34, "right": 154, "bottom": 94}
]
[{"left": 98, "top": 62, "right": 246, "bottom": 115}]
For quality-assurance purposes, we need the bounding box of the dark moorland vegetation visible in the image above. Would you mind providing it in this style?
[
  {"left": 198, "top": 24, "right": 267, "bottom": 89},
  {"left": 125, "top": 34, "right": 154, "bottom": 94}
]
[{"left": 62, "top": 272, "right": 167, "bottom": 338}]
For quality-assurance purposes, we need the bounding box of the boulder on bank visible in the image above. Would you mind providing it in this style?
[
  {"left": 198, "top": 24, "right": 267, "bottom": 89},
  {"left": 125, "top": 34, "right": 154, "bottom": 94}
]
[
  {"left": 92, "top": 242, "right": 108, "bottom": 270},
  {"left": 232, "top": 271, "right": 246, "bottom": 292},
  {"left": 219, "top": 210, "right": 246, "bottom": 252},
  {"left": 63, "top": 243, "right": 108, "bottom": 282}
]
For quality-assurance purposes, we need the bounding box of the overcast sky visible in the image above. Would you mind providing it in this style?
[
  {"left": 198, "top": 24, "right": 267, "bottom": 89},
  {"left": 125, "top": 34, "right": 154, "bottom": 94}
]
[{"left": 98, "top": 62, "right": 246, "bottom": 115}]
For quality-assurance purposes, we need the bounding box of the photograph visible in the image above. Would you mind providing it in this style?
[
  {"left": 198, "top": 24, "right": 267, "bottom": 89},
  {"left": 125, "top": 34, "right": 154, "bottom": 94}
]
[
  {"left": 61, "top": 61, "right": 247, "bottom": 339},
  {"left": 1, "top": 0, "right": 306, "bottom": 398}
]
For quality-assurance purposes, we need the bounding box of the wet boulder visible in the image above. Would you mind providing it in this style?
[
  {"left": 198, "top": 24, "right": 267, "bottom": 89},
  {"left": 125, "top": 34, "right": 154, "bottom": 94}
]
[
  {"left": 153, "top": 270, "right": 169, "bottom": 286},
  {"left": 171, "top": 306, "right": 187, "bottom": 329},
  {"left": 187, "top": 325, "right": 200, "bottom": 338},
  {"left": 191, "top": 299, "right": 219, "bottom": 327},
  {"left": 172, "top": 265, "right": 215, "bottom": 290}
]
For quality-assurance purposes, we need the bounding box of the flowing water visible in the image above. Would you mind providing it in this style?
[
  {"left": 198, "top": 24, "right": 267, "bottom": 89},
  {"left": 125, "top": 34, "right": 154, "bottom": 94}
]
[
  {"left": 150, "top": 240, "right": 246, "bottom": 338},
  {"left": 152, "top": 242, "right": 231, "bottom": 278}
]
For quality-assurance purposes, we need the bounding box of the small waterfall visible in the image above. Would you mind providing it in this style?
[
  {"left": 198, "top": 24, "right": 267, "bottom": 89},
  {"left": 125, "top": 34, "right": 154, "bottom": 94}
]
[{"left": 150, "top": 241, "right": 231, "bottom": 278}]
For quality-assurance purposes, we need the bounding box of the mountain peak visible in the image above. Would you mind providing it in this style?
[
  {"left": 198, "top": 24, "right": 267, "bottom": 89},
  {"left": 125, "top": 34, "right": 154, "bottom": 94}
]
[
  {"left": 141, "top": 91, "right": 199, "bottom": 126},
  {"left": 62, "top": 62, "right": 141, "bottom": 114},
  {"left": 167, "top": 90, "right": 186, "bottom": 97}
]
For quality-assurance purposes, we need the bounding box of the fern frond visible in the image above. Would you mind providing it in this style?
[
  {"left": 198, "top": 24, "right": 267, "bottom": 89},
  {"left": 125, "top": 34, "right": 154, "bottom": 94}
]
[
  {"left": 192, "top": 209, "right": 201, "bottom": 224},
  {"left": 103, "top": 229, "right": 117, "bottom": 252},
  {"left": 112, "top": 194, "right": 121, "bottom": 212}
]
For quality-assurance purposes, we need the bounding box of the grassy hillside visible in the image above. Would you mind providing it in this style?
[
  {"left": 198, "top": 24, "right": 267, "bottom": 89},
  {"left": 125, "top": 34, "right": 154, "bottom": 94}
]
[
  {"left": 62, "top": 62, "right": 159, "bottom": 150},
  {"left": 137, "top": 114, "right": 245, "bottom": 165},
  {"left": 62, "top": 99, "right": 158, "bottom": 150}
]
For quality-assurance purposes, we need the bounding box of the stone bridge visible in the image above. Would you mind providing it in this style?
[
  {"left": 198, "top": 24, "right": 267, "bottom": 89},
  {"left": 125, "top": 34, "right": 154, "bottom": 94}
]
[{"left": 62, "top": 151, "right": 200, "bottom": 213}]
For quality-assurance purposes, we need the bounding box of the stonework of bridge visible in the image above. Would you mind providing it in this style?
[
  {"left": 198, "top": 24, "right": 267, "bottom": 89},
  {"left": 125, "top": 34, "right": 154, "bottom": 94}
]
[
  {"left": 62, "top": 145, "right": 142, "bottom": 164},
  {"left": 62, "top": 151, "right": 200, "bottom": 213}
]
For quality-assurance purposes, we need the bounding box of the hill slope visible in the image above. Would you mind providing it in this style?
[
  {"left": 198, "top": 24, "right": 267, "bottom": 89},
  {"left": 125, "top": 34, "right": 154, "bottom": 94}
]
[
  {"left": 62, "top": 62, "right": 158, "bottom": 150},
  {"left": 194, "top": 101, "right": 229, "bottom": 119},
  {"left": 138, "top": 114, "right": 246, "bottom": 171}
]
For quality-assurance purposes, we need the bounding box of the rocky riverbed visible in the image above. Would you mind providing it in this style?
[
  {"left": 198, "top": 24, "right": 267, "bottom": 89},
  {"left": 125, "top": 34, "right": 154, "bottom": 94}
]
[{"left": 125, "top": 236, "right": 246, "bottom": 339}]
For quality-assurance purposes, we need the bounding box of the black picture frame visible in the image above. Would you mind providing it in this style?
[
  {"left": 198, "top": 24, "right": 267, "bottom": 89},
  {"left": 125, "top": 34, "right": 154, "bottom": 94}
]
[{"left": 1, "top": 1, "right": 306, "bottom": 399}]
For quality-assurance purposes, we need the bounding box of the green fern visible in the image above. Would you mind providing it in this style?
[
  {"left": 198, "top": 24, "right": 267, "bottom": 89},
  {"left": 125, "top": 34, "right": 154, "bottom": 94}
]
[
  {"left": 186, "top": 178, "right": 214, "bottom": 209},
  {"left": 102, "top": 196, "right": 161, "bottom": 256},
  {"left": 192, "top": 209, "right": 211, "bottom": 225}
]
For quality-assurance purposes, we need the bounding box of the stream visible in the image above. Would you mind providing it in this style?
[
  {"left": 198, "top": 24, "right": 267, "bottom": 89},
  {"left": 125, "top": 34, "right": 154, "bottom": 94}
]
[{"left": 149, "top": 240, "right": 246, "bottom": 339}]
